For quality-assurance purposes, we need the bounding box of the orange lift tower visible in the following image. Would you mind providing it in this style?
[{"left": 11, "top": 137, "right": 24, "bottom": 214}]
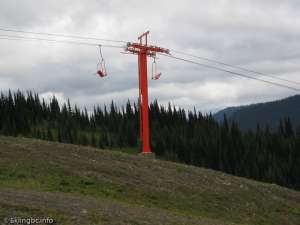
[{"left": 125, "top": 31, "right": 169, "bottom": 154}]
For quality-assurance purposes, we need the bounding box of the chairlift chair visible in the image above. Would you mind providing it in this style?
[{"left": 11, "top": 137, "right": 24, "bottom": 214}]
[
  {"left": 152, "top": 57, "right": 162, "bottom": 80},
  {"left": 97, "top": 45, "right": 108, "bottom": 78}
]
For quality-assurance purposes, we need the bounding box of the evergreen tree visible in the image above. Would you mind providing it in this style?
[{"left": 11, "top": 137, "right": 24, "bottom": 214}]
[{"left": 0, "top": 90, "right": 298, "bottom": 190}]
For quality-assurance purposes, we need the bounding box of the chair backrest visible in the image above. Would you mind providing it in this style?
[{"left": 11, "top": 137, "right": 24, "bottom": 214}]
[
  {"left": 97, "top": 70, "right": 106, "bottom": 77},
  {"left": 153, "top": 72, "right": 161, "bottom": 80}
]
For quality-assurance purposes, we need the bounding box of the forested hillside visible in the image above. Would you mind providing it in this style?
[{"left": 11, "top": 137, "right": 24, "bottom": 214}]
[
  {"left": 214, "top": 95, "right": 300, "bottom": 130},
  {"left": 0, "top": 90, "right": 299, "bottom": 190}
]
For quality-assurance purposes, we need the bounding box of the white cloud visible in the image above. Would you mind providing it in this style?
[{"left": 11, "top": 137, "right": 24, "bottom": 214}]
[{"left": 40, "top": 91, "right": 67, "bottom": 106}]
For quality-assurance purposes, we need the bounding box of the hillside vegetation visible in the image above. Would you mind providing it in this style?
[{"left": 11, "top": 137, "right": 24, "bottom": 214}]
[
  {"left": 0, "top": 136, "right": 299, "bottom": 225},
  {"left": 0, "top": 90, "right": 300, "bottom": 191},
  {"left": 214, "top": 95, "right": 300, "bottom": 130}
]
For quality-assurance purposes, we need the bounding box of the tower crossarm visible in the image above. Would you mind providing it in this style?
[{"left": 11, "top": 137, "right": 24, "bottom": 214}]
[{"left": 126, "top": 42, "right": 170, "bottom": 56}]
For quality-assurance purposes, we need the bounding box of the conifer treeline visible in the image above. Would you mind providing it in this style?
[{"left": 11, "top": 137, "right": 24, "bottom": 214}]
[{"left": 0, "top": 90, "right": 299, "bottom": 190}]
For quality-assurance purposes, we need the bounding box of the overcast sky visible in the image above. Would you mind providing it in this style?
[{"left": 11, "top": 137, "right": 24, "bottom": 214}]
[{"left": 0, "top": 0, "right": 300, "bottom": 113}]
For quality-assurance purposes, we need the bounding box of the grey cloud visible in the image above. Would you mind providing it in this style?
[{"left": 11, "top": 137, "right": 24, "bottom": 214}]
[{"left": 0, "top": 0, "right": 300, "bottom": 113}]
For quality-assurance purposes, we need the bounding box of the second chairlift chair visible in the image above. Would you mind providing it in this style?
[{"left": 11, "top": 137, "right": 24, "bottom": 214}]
[{"left": 152, "top": 57, "right": 162, "bottom": 80}]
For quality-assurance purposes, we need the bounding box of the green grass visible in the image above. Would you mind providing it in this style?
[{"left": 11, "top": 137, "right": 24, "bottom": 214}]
[{"left": 0, "top": 136, "right": 299, "bottom": 225}]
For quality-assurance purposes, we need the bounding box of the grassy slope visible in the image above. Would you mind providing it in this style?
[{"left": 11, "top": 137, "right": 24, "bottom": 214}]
[{"left": 0, "top": 136, "right": 299, "bottom": 225}]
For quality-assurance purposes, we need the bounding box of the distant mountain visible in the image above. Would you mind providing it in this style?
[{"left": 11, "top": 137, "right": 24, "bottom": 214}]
[
  {"left": 213, "top": 95, "right": 300, "bottom": 130},
  {"left": 213, "top": 106, "right": 245, "bottom": 123}
]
